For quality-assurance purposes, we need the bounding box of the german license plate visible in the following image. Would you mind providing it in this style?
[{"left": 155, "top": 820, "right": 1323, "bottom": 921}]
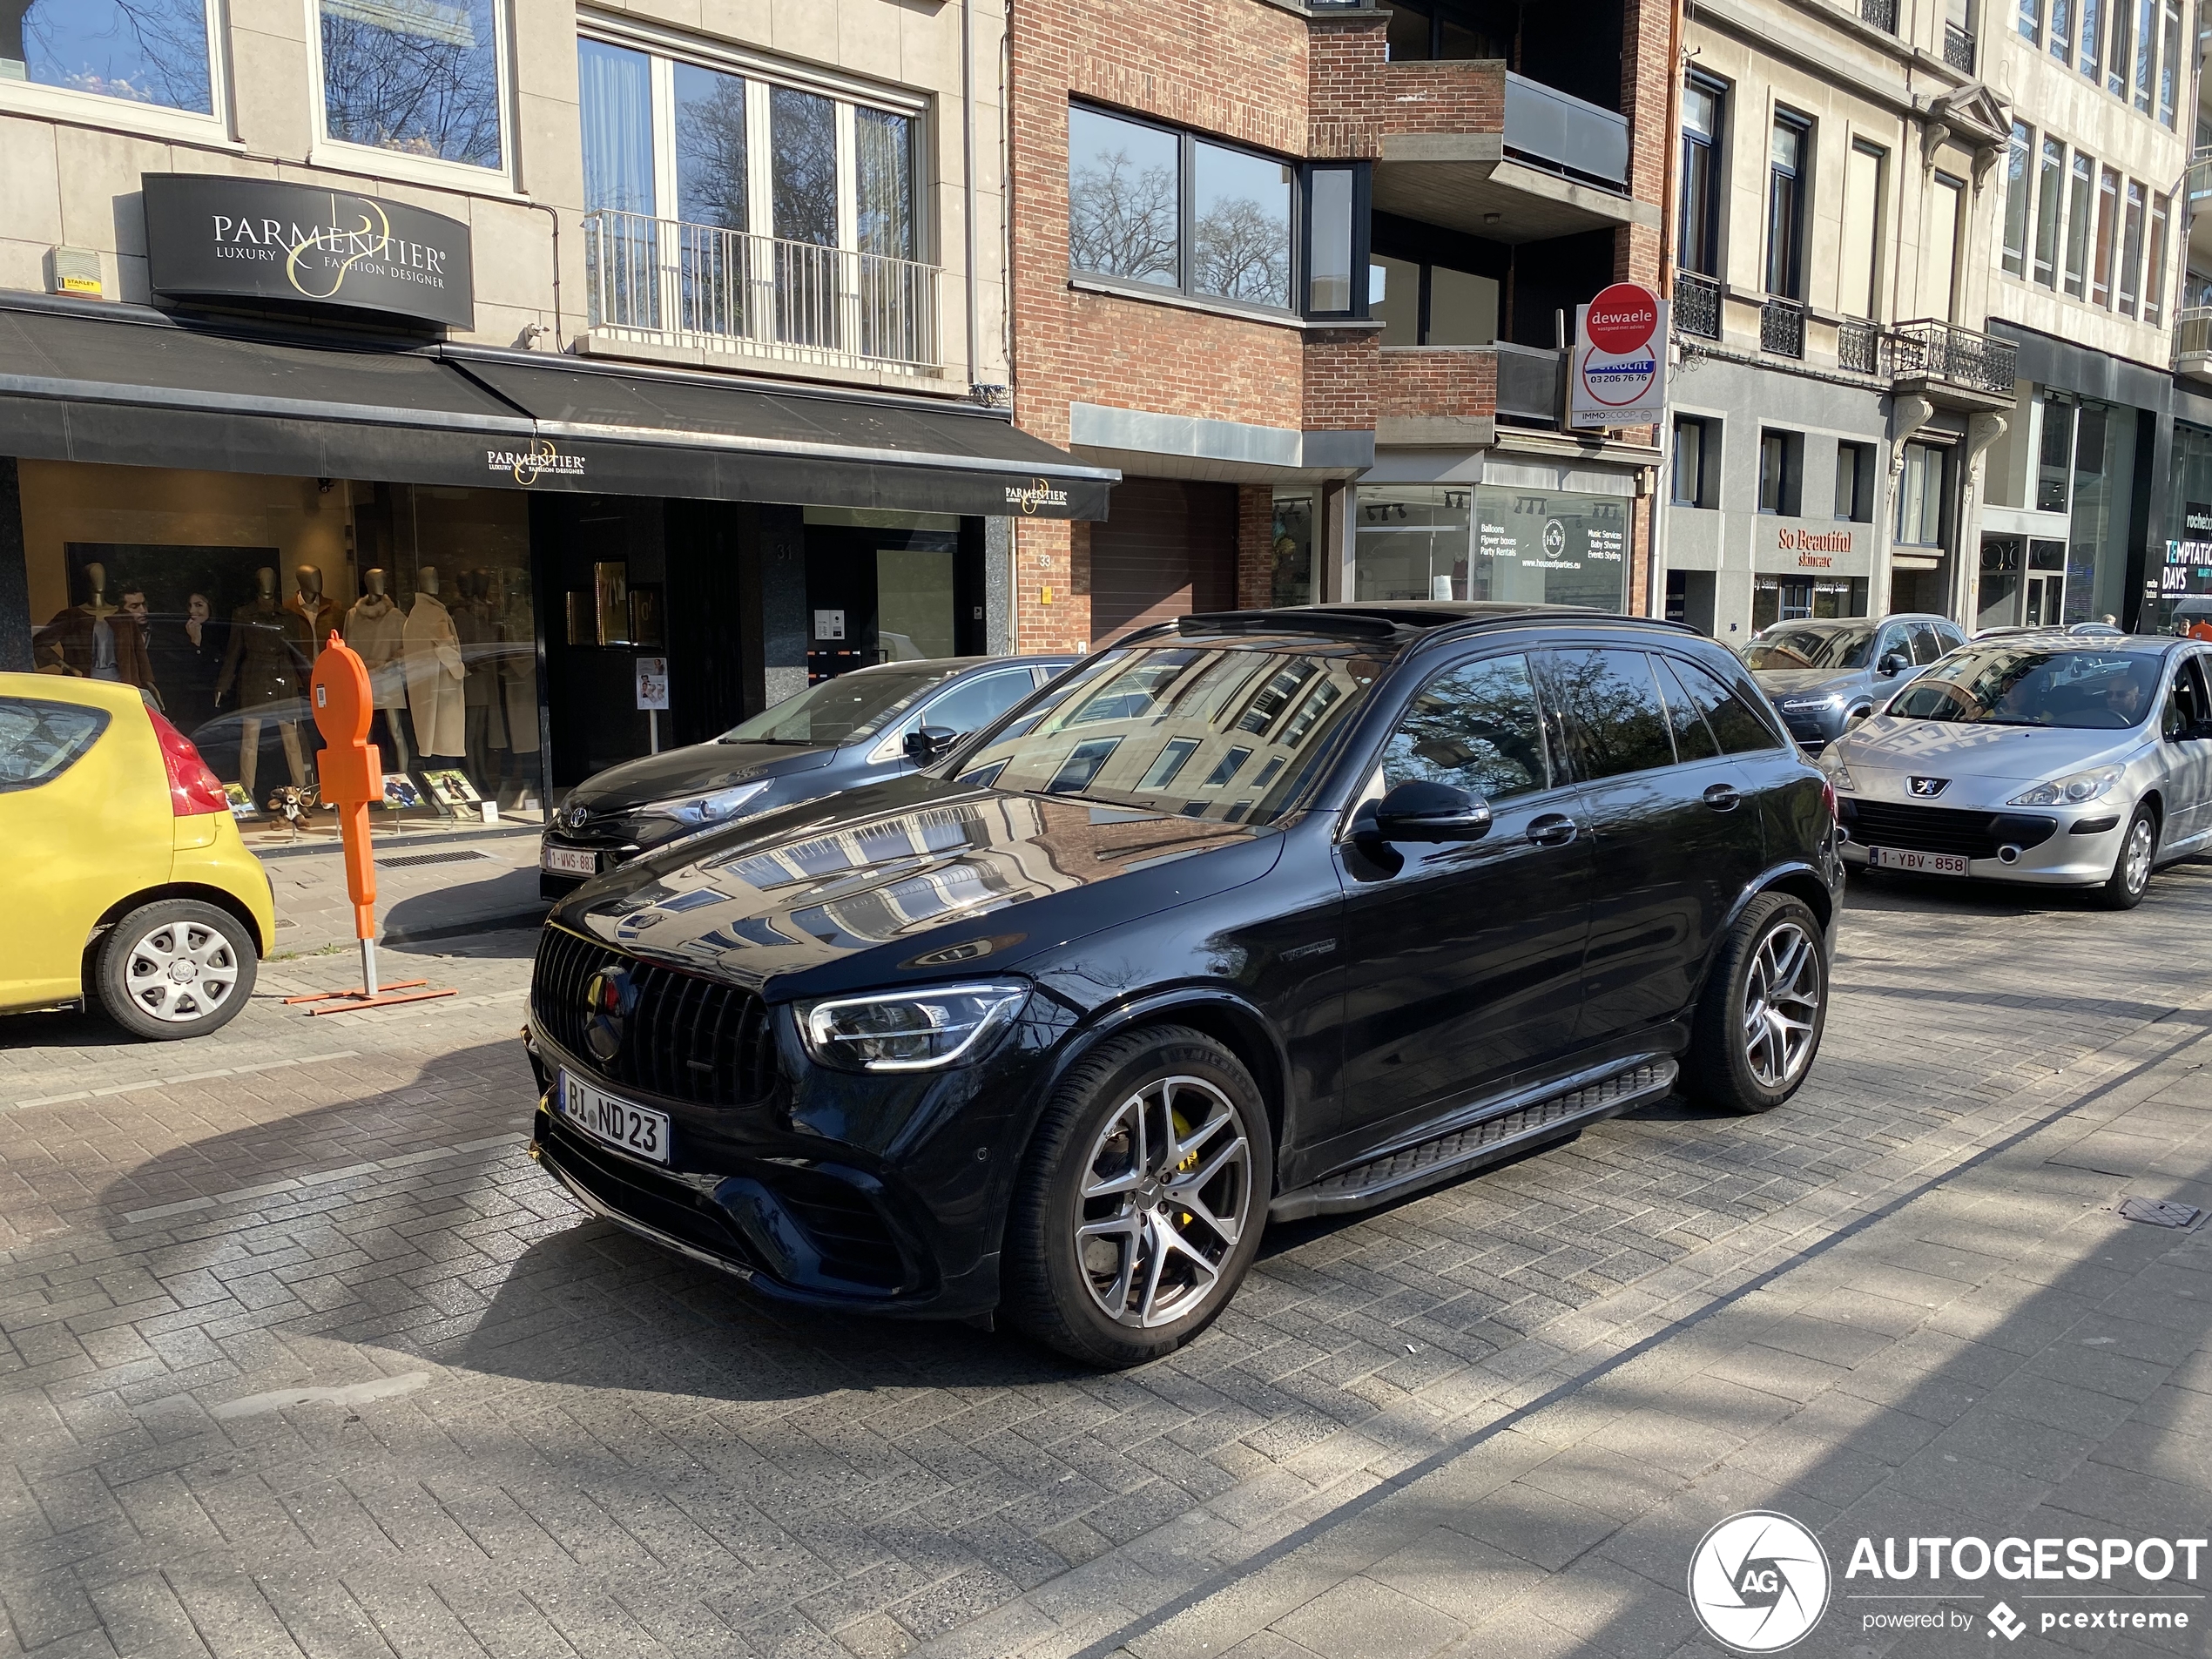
[
  {"left": 542, "top": 844, "right": 597, "bottom": 877},
  {"left": 1868, "top": 846, "right": 1969, "bottom": 876},
  {"left": 558, "top": 1071, "right": 670, "bottom": 1164}
]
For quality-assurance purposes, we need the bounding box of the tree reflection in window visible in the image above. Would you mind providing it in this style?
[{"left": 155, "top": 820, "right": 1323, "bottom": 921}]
[
  {"left": 1381, "top": 654, "right": 1553, "bottom": 801},
  {"left": 9, "top": 0, "right": 212, "bottom": 113},
  {"left": 1193, "top": 139, "right": 1291, "bottom": 307},
  {"left": 1069, "top": 106, "right": 1181, "bottom": 286},
  {"left": 1546, "top": 649, "right": 1677, "bottom": 780},
  {"left": 320, "top": 0, "right": 502, "bottom": 168}
]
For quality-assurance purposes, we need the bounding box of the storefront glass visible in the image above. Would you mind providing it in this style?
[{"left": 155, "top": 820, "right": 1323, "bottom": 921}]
[
  {"left": 20, "top": 462, "right": 544, "bottom": 826},
  {"left": 2154, "top": 421, "right": 2212, "bottom": 631},
  {"left": 1751, "top": 576, "right": 1866, "bottom": 631},
  {"left": 1352, "top": 483, "right": 1629, "bottom": 610},
  {"left": 1270, "top": 490, "right": 1316, "bottom": 607},
  {"left": 2062, "top": 400, "right": 2137, "bottom": 625}
]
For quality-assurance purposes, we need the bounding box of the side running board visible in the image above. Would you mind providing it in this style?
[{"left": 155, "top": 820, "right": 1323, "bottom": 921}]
[{"left": 1270, "top": 1055, "right": 1677, "bottom": 1222}]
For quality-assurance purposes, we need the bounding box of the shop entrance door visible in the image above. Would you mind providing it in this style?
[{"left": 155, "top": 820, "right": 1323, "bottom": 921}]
[{"left": 2024, "top": 539, "right": 2067, "bottom": 626}]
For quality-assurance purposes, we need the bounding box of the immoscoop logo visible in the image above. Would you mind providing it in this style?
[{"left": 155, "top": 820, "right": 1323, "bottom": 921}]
[{"left": 1687, "top": 1511, "right": 1832, "bottom": 1652}]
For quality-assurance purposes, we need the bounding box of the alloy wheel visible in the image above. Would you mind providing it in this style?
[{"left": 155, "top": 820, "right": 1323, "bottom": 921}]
[
  {"left": 2123, "top": 816, "right": 2154, "bottom": 896},
  {"left": 1075, "top": 1075, "right": 1251, "bottom": 1329},
  {"left": 1740, "top": 921, "right": 1821, "bottom": 1089},
  {"left": 123, "top": 919, "right": 242, "bottom": 1025}
]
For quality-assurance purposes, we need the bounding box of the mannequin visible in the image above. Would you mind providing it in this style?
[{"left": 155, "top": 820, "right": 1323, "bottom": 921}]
[
  {"left": 401, "top": 563, "right": 467, "bottom": 760},
  {"left": 345, "top": 567, "right": 410, "bottom": 771},
  {"left": 35, "top": 561, "right": 156, "bottom": 690},
  {"left": 287, "top": 562, "right": 341, "bottom": 647},
  {"left": 215, "top": 566, "right": 310, "bottom": 802},
  {"left": 496, "top": 565, "right": 539, "bottom": 804}
]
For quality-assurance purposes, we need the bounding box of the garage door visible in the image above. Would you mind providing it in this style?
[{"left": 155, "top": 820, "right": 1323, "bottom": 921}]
[{"left": 1087, "top": 478, "right": 1238, "bottom": 643}]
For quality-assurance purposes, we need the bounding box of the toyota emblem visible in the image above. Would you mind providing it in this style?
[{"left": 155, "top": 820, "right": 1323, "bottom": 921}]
[
  {"left": 581, "top": 965, "right": 635, "bottom": 1064},
  {"left": 1907, "top": 776, "right": 1948, "bottom": 798},
  {"left": 561, "top": 803, "right": 591, "bottom": 833}
]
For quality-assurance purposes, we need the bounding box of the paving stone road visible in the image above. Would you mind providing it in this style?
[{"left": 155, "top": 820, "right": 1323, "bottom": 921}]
[{"left": 1, "top": 861, "right": 2209, "bottom": 1658}]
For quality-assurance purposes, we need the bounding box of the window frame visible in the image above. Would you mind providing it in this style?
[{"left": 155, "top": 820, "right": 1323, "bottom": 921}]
[
  {"left": 1896, "top": 441, "right": 1949, "bottom": 548},
  {"left": 1371, "top": 648, "right": 1564, "bottom": 806},
  {"left": 1757, "top": 428, "right": 1801, "bottom": 516},
  {"left": 2002, "top": 121, "right": 2033, "bottom": 278},
  {"left": 1835, "top": 442, "right": 1873, "bottom": 523},
  {"left": 1765, "top": 110, "right": 1812, "bottom": 300},
  {"left": 1679, "top": 72, "right": 1727, "bottom": 280},
  {"left": 1672, "top": 415, "right": 1714, "bottom": 509},
  {"left": 2032, "top": 135, "right": 2065, "bottom": 287},
  {"left": 0, "top": 0, "right": 232, "bottom": 144},
  {"left": 308, "top": 0, "right": 520, "bottom": 190}
]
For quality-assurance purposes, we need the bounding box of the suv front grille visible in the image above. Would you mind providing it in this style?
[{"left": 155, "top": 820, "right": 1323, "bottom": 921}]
[
  {"left": 532, "top": 927, "right": 778, "bottom": 1107},
  {"left": 1842, "top": 799, "right": 2058, "bottom": 860}
]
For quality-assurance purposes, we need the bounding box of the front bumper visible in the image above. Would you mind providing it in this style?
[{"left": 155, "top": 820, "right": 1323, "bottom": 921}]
[
  {"left": 1838, "top": 793, "right": 2128, "bottom": 886},
  {"left": 537, "top": 831, "right": 644, "bottom": 900}
]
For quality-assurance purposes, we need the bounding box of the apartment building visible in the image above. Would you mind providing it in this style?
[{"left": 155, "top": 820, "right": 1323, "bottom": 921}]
[
  {"left": 0, "top": 0, "right": 1103, "bottom": 811},
  {"left": 1974, "top": 0, "right": 2197, "bottom": 632},
  {"left": 1661, "top": 0, "right": 2019, "bottom": 643},
  {"left": 1002, "top": 0, "right": 1674, "bottom": 652}
]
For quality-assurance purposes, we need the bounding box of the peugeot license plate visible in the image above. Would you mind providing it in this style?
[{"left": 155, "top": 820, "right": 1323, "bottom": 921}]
[
  {"left": 1868, "top": 846, "right": 1969, "bottom": 876},
  {"left": 558, "top": 1071, "right": 671, "bottom": 1164},
  {"left": 543, "top": 845, "right": 597, "bottom": 877}
]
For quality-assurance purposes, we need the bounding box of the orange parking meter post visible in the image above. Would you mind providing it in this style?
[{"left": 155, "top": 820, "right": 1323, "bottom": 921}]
[{"left": 309, "top": 632, "right": 387, "bottom": 994}]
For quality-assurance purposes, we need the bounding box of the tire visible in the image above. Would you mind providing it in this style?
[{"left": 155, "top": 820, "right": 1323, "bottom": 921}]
[
  {"left": 93, "top": 899, "right": 258, "bottom": 1041},
  {"left": 1003, "top": 1026, "right": 1272, "bottom": 1368},
  {"left": 1684, "top": 894, "right": 1828, "bottom": 1115},
  {"left": 2095, "top": 804, "right": 2156, "bottom": 911}
]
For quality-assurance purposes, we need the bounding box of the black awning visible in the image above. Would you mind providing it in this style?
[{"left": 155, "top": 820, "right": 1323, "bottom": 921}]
[{"left": 0, "top": 297, "right": 1110, "bottom": 518}]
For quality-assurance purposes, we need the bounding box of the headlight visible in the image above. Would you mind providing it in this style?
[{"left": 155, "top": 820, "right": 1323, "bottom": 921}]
[
  {"left": 799, "top": 981, "right": 1029, "bottom": 1072},
  {"left": 1820, "top": 753, "right": 1857, "bottom": 792},
  {"left": 2006, "top": 766, "right": 2123, "bottom": 807},
  {"left": 636, "top": 779, "right": 771, "bottom": 827},
  {"left": 1780, "top": 693, "right": 1845, "bottom": 712}
]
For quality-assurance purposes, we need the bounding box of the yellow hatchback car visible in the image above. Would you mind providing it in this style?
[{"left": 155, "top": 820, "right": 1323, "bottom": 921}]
[{"left": 0, "top": 673, "right": 275, "bottom": 1040}]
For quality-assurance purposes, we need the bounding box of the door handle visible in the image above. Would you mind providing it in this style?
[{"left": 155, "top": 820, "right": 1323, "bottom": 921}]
[
  {"left": 1527, "top": 813, "right": 1578, "bottom": 847},
  {"left": 1703, "top": 783, "right": 1742, "bottom": 812}
]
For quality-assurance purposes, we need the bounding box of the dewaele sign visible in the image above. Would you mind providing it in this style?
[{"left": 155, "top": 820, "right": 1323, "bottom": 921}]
[{"left": 143, "top": 174, "right": 475, "bottom": 329}]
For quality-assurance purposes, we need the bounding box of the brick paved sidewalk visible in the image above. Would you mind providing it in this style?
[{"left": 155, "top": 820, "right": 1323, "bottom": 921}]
[
  {"left": 1057, "top": 1017, "right": 2212, "bottom": 1659},
  {"left": 252, "top": 823, "right": 550, "bottom": 958}
]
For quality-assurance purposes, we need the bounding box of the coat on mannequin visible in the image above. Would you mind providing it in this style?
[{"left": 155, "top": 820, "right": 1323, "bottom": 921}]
[
  {"left": 452, "top": 568, "right": 507, "bottom": 787},
  {"left": 36, "top": 561, "right": 157, "bottom": 690},
  {"left": 345, "top": 568, "right": 410, "bottom": 769},
  {"left": 287, "top": 563, "right": 341, "bottom": 650},
  {"left": 215, "top": 565, "right": 312, "bottom": 801},
  {"left": 402, "top": 565, "right": 467, "bottom": 759}
]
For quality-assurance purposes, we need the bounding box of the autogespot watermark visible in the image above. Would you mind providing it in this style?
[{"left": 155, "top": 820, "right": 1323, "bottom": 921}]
[{"left": 1689, "top": 1514, "right": 2207, "bottom": 1648}]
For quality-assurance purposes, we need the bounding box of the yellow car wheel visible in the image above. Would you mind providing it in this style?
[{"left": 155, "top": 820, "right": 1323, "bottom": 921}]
[{"left": 94, "top": 899, "right": 258, "bottom": 1041}]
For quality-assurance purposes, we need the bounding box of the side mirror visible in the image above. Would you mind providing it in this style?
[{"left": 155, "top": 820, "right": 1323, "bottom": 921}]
[
  {"left": 1878, "top": 651, "right": 1909, "bottom": 677},
  {"left": 903, "top": 725, "right": 958, "bottom": 764},
  {"left": 1369, "top": 779, "right": 1494, "bottom": 844}
]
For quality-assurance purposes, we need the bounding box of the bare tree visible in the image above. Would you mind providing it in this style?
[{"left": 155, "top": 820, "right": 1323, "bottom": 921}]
[
  {"left": 674, "top": 72, "right": 748, "bottom": 230},
  {"left": 19, "top": 0, "right": 211, "bottom": 111},
  {"left": 320, "top": 3, "right": 501, "bottom": 168},
  {"left": 1069, "top": 149, "right": 1178, "bottom": 284},
  {"left": 1194, "top": 194, "right": 1290, "bottom": 307}
]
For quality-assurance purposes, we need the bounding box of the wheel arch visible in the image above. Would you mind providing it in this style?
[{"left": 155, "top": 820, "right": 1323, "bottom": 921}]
[{"left": 83, "top": 884, "right": 273, "bottom": 981}]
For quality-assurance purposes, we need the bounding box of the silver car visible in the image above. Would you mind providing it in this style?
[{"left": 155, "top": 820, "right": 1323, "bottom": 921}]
[{"left": 1819, "top": 634, "right": 2212, "bottom": 908}]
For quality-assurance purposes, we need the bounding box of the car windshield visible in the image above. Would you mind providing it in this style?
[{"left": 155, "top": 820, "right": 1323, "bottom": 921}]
[
  {"left": 1743, "top": 624, "right": 1878, "bottom": 671},
  {"left": 720, "top": 667, "right": 949, "bottom": 745},
  {"left": 1885, "top": 647, "right": 2165, "bottom": 730},
  {"left": 953, "top": 640, "right": 1387, "bottom": 824}
]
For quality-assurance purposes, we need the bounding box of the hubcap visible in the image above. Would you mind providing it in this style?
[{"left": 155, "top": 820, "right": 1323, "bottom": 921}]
[
  {"left": 2123, "top": 818, "right": 2153, "bottom": 894},
  {"left": 1741, "top": 921, "right": 1821, "bottom": 1089},
  {"left": 124, "top": 921, "right": 239, "bottom": 1025},
  {"left": 1075, "top": 1075, "right": 1251, "bottom": 1329}
]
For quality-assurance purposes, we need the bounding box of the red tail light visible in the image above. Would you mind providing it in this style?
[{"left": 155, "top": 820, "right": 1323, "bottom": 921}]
[
  {"left": 1822, "top": 778, "right": 1838, "bottom": 825},
  {"left": 149, "top": 709, "right": 232, "bottom": 817}
]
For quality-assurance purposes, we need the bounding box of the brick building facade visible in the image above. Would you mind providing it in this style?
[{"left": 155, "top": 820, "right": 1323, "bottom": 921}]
[{"left": 1006, "top": 0, "right": 1674, "bottom": 654}]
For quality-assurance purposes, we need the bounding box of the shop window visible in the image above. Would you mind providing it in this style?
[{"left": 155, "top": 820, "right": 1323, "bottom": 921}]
[
  {"left": 319, "top": 0, "right": 507, "bottom": 172},
  {"left": 1271, "top": 491, "right": 1317, "bottom": 608},
  {"left": 1672, "top": 416, "right": 1714, "bottom": 508},
  {"left": 1757, "top": 430, "right": 1800, "bottom": 516},
  {"left": 1896, "top": 442, "right": 1947, "bottom": 548},
  {"left": 1750, "top": 577, "right": 1865, "bottom": 631},
  {"left": 1352, "top": 484, "right": 1629, "bottom": 611},
  {"left": 1834, "top": 442, "right": 1873, "bottom": 522},
  {"left": 2, "top": 0, "right": 214, "bottom": 116}
]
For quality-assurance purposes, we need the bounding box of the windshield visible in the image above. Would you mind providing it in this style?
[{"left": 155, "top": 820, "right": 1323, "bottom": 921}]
[
  {"left": 1885, "top": 647, "right": 2164, "bottom": 730},
  {"left": 953, "top": 641, "right": 1386, "bottom": 824},
  {"left": 1743, "top": 624, "right": 1878, "bottom": 671},
  {"left": 720, "top": 667, "right": 948, "bottom": 745}
]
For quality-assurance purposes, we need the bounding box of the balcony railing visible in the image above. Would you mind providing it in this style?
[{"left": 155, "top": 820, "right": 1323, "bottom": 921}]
[
  {"left": 1943, "top": 21, "right": 1977, "bottom": 69},
  {"left": 1860, "top": 0, "right": 1898, "bottom": 31},
  {"left": 1675, "top": 270, "right": 1722, "bottom": 339},
  {"left": 1760, "top": 297, "right": 1807, "bottom": 358},
  {"left": 1837, "top": 317, "right": 1882, "bottom": 374},
  {"left": 1503, "top": 71, "right": 1630, "bottom": 187},
  {"left": 1887, "top": 318, "right": 2016, "bottom": 395},
  {"left": 582, "top": 209, "right": 941, "bottom": 374},
  {"left": 1495, "top": 342, "right": 1566, "bottom": 423},
  {"left": 2189, "top": 151, "right": 2212, "bottom": 202},
  {"left": 2175, "top": 307, "right": 2212, "bottom": 363}
]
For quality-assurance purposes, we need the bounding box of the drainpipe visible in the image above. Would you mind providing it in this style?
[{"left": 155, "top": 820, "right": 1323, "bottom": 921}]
[
  {"left": 524, "top": 201, "right": 564, "bottom": 353},
  {"left": 1650, "top": 0, "right": 1687, "bottom": 618},
  {"left": 961, "top": 0, "right": 981, "bottom": 396}
]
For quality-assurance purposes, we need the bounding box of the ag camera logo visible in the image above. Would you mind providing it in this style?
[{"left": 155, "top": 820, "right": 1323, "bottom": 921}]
[{"left": 1689, "top": 1511, "right": 1831, "bottom": 1652}]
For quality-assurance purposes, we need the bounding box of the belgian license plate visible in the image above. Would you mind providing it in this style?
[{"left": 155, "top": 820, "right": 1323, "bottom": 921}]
[
  {"left": 543, "top": 844, "right": 597, "bottom": 877},
  {"left": 559, "top": 1071, "right": 671, "bottom": 1164},
  {"left": 1869, "top": 846, "right": 1970, "bottom": 876}
]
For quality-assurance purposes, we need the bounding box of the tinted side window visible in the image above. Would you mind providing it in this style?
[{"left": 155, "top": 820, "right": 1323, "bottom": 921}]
[
  {"left": 1669, "top": 657, "right": 1786, "bottom": 754},
  {"left": 1380, "top": 652, "right": 1553, "bottom": 803},
  {"left": 1909, "top": 624, "right": 1945, "bottom": 665},
  {"left": 0, "top": 698, "right": 108, "bottom": 790},
  {"left": 1652, "top": 656, "right": 1722, "bottom": 761},
  {"left": 2164, "top": 658, "right": 2210, "bottom": 739},
  {"left": 1877, "top": 627, "right": 1910, "bottom": 665},
  {"left": 1548, "top": 648, "right": 1676, "bottom": 781},
  {"left": 1938, "top": 624, "right": 1966, "bottom": 651},
  {"left": 918, "top": 670, "right": 1036, "bottom": 738}
]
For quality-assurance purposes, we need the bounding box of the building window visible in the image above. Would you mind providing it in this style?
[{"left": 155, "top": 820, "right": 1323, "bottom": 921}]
[
  {"left": 1841, "top": 141, "right": 1885, "bottom": 318},
  {"left": 1368, "top": 242, "right": 1497, "bottom": 347},
  {"left": 2107, "top": 0, "right": 2129, "bottom": 97},
  {"left": 2033, "top": 136, "right": 2065, "bottom": 287},
  {"left": 1193, "top": 138, "right": 1292, "bottom": 307},
  {"left": 2158, "top": 0, "right": 2181, "bottom": 126},
  {"left": 1757, "top": 429, "right": 1800, "bottom": 516},
  {"left": 1680, "top": 75, "right": 1724, "bottom": 278},
  {"left": 1271, "top": 491, "right": 1317, "bottom": 607},
  {"left": 2145, "top": 192, "right": 2169, "bottom": 325},
  {"left": 1673, "top": 416, "right": 1713, "bottom": 507},
  {"left": 1, "top": 0, "right": 215, "bottom": 114},
  {"left": 2118, "top": 178, "right": 2145, "bottom": 315},
  {"left": 2132, "top": 0, "right": 2155, "bottom": 112},
  {"left": 2020, "top": 0, "right": 2042, "bottom": 43},
  {"left": 1766, "top": 114, "right": 1810, "bottom": 300},
  {"left": 2064, "top": 151, "right": 2094, "bottom": 296},
  {"left": 2001, "top": 122, "right": 2032, "bottom": 277},
  {"left": 1835, "top": 442, "right": 1873, "bottom": 522},
  {"left": 319, "top": 0, "right": 506, "bottom": 171},
  {"left": 1306, "top": 168, "right": 1359, "bottom": 314},
  {"left": 1897, "top": 442, "right": 1947, "bottom": 547},
  {"left": 2050, "top": 0, "right": 2073, "bottom": 58},
  {"left": 2092, "top": 165, "right": 2119, "bottom": 306},
  {"left": 2080, "top": 0, "right": 2101, "bottom": 80},
  {"left": 1068, "top": 105, "right": 1180, "bottom": 288}
]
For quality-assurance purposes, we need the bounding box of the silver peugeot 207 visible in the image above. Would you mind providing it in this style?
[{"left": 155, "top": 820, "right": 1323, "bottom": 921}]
[{"left": 1818, "top": 633, "right": 2212, "bottom": 908}]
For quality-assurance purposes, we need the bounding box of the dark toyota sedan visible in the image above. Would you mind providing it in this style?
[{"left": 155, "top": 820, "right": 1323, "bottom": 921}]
[
  {"left": 523, "top": 604, "right": 1842, "bottom": 1366},
  {"left": 541, "top": 654, "right": 1075, "bottom": 896}
]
